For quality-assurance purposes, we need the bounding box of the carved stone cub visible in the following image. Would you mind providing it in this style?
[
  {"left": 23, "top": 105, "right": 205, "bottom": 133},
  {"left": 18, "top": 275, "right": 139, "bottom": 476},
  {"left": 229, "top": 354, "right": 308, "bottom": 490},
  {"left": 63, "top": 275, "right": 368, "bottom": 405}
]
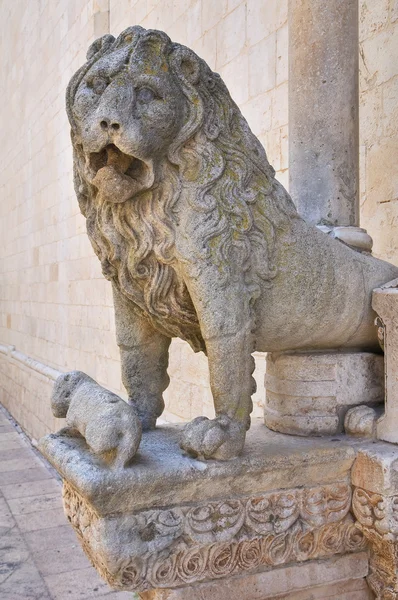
[{"left": 51, "top": 371, "right": 142, "bottom": 468}]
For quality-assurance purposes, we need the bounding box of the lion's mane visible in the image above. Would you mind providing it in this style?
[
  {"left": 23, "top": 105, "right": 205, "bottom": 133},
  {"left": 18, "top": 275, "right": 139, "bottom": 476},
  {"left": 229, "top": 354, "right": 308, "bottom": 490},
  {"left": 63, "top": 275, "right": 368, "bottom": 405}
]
[{"left": 67, "top": 27, "right": 299, "bottom": 352}]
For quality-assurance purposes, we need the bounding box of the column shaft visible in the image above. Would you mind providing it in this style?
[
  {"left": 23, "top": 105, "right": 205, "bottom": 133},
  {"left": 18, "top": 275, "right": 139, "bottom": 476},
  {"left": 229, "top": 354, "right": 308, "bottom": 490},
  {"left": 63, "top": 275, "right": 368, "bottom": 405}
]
[{"left": 289, "top": 0, "right": 359, "bottom": 226}]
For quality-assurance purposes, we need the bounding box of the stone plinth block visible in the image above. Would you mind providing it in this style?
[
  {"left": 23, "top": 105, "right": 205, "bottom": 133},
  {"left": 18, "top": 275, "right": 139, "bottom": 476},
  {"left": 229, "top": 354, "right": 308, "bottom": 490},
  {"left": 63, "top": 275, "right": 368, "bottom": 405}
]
[
  {"left": 373, "top": 279, "right": 398, "bottom": 444},
  {"left": 264, "top": 352, "right": 384, "bottom": 436},
  {"left": 39, "top": 422, "right": 366, "bottom": 594}
]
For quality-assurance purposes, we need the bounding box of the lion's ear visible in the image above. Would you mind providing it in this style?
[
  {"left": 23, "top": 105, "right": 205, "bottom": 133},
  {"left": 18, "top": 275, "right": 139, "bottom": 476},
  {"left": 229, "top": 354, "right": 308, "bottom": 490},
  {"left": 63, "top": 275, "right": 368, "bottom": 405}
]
[
  {"left": 86, "top": 34, "right": 115, "bottom": 61},
  {"left": 171, "top": 46, "right": 201, "bottom": 85},
  {"left": 180, "top": 57, "right": 200, "bottom": 84}
]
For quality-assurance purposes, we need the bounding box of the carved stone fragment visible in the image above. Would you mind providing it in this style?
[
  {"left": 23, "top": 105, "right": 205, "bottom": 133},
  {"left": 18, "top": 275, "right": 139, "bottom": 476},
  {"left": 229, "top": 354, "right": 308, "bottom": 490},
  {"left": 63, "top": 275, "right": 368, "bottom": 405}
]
[
  {"left": 344, "top": 405, "right": 378, "bottom": 438},
  {"left": 65, "top": 25, "right": 398, "bottom": 459},
  {"left": 351, "top": 445, "right": 398, "bottom": 599}
]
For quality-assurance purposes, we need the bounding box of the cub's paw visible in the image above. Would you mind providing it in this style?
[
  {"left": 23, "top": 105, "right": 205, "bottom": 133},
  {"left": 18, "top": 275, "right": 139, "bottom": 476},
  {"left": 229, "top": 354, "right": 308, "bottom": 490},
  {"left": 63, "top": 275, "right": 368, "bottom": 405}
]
[{"left": 180, "top": 415, "right": 246, "bottom": 460}]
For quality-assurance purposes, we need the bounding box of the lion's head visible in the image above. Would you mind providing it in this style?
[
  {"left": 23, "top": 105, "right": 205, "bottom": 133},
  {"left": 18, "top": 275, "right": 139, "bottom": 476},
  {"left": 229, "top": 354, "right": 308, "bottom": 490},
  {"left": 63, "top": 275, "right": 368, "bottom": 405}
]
[{"left": 67, "top": 26, "right": 298, "bottom": 351}]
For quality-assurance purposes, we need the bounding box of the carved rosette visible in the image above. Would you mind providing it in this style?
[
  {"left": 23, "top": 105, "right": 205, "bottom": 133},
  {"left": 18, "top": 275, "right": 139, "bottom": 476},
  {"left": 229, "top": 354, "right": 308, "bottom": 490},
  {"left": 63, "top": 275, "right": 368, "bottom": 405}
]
[
  {"left": 353, "top": 487, "right": 398, "bottom": 599},
  {"left": 62, "top": 482, "right": 366, "bottom": 592}
]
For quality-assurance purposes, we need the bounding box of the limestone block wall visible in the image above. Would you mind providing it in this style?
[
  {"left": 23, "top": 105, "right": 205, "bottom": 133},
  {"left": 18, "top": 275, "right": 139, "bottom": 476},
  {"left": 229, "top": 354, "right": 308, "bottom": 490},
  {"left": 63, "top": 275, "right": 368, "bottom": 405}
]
[
  {"left": 0, "top": 0, "right": 115, "bottom": 439},
  {"left": 0, "top": 0, "right": 396, "bottom": 439}
]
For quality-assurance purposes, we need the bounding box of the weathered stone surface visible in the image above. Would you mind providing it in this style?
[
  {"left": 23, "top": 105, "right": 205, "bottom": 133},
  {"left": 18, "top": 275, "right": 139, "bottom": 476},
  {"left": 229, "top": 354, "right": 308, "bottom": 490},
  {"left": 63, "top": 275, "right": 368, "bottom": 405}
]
[
  {"left": 40, "top": 421, "right": 357, "bottom": 514},
  {"left": 137, "top": 555, "right": 371, "bottom": 599},
  {"left": 51, "top": 371, "right": 142, "bottom": 468},
  {"left": 351, "top": 444, "right": 398, "bottom": 497},
  {"left": 62, "top": 480, "right": 365, "bottom": 592},
  {"left": 40, "top": 422, "right": 366, "bottom": 593},
  {"left": 373, "top": 279, "right": 398, "bottom": 444},
  {"left": 353, "top": 494, "right": 398, "bottom": 599},
  {"left": 344, "top": 405, "right": 379, "bottom": 438},
  {"left": 65, "top": 25, "right": 398, "bottom": 460},
  {"left": 265, "top": 351, "right": 384, "bottom": 436},
  {"left": 352, "top": 443, "right": 398, "bottom": 599}
]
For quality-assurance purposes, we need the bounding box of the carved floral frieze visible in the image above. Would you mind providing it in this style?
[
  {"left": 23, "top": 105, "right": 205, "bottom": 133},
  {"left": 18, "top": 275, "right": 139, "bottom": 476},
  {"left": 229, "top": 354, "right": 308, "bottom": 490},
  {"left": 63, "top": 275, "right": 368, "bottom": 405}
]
[
  {"left": 353, "top": 487, "right": 398, "bottom": 600},
  {"left": 63, "top": 482, "right": 366, "bottom": 591},
  {"left": 353, "top": 487, "right": 398, "bottom": 539}
]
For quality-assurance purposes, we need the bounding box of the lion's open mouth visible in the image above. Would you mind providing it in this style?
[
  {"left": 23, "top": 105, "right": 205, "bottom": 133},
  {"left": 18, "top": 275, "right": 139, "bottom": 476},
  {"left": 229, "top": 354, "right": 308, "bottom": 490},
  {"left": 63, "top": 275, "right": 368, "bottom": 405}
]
[{"left": 89, "top": 144, "right": 153, "bottom": 203}]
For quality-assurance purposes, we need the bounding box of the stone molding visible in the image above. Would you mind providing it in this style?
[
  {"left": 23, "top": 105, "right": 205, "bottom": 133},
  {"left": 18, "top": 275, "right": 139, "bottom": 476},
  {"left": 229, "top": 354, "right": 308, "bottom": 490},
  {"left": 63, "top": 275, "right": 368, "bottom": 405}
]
[
  {"left": 0, "top": 342, "right": 62, "bottom": 381},
  {"left": 62, "top": 481, "right": 366, "bottom": 592},
  {"left": 353, "top": 487, "right": 398, "bottom": 599},
  {"left": 317, "top": 226, "right": 373, "bottom": 253}
]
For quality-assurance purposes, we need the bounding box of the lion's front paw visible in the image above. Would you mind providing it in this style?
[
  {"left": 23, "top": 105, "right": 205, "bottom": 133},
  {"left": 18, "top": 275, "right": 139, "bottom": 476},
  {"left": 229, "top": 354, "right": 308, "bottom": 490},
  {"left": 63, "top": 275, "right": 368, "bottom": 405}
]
[{"left": 180, "top": 416, "right": 246, "bottom": 460}]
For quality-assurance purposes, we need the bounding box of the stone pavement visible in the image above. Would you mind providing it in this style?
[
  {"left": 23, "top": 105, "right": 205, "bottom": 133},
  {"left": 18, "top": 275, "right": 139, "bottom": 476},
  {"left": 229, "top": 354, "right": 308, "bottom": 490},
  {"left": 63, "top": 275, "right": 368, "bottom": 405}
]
[{"left": 0, "top": 405, "right": 136, "bottom": 600}]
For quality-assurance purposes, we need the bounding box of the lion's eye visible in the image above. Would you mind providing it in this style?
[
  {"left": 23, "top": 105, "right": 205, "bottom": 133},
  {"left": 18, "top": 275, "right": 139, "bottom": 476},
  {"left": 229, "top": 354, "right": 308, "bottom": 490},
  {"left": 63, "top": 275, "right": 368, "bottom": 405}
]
[
  {"left": 89, "top": 77, "right": 108, "bottom": 95},
  {"left": 136, "top": 87, "right": 157, "bottom": 103}
]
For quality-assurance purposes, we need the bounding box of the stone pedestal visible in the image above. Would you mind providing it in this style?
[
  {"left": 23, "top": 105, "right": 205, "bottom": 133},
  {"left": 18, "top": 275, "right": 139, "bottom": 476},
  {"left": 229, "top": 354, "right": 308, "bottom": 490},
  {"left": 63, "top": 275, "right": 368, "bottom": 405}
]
[
  {"left": 264, "top": 352, "right": 384, "bottom": 436},
  {"left": 39, "top": 422, "right": 368, "bottom": 598},
  {"left": 373, "top": 279, "right": 398, "bottom": 444}
]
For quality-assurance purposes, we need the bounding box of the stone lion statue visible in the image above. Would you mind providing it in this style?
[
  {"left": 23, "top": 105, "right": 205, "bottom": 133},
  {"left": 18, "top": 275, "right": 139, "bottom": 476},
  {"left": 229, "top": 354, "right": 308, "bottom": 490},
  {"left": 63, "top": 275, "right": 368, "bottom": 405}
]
[
  {"left": 52, "top": 371, "right": 142, "bottom": 468},
  {"left": 66, "top": 26, "right": 398, "bottom": 460}
]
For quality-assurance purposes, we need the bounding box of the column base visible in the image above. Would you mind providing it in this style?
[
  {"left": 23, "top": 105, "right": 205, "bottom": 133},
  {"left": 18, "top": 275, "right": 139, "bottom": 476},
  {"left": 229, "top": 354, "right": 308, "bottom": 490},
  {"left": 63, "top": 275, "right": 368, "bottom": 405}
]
[{"left": 264, "top": 351, "right": 384, "bottom": 436}]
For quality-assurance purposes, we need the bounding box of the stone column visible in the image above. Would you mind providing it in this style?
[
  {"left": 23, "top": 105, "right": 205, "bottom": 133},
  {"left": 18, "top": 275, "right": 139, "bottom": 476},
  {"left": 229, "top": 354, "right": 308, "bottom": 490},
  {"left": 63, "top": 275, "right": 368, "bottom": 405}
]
[
  {"left": 264, "top": 0, "right": 377, "bottom": 438},
  {"left": 289, "top": 0, "right": 359, "bottom": 228}
]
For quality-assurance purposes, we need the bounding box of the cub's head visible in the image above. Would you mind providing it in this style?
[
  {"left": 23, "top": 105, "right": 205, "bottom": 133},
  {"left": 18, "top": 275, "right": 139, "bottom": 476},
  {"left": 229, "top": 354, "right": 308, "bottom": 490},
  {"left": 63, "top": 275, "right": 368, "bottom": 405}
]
[{"left": 51, "top": 371, "right": 93, "bottom": 418}]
